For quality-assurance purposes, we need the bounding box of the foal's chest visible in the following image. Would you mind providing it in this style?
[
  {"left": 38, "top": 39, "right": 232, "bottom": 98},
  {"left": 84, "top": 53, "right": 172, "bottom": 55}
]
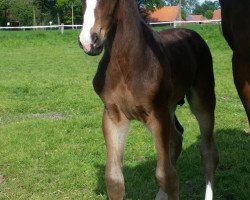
[
  {"left": 95, "top": 73, "right": 154, "bottom": 122},
  {"left": 93, "top": 54, "right": 162, "bottom": 121}
]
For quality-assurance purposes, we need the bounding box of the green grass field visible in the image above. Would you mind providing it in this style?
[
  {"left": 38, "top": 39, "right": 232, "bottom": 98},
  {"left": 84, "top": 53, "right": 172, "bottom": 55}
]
[{"left": 0, "top": 25, "right": 249, "bottom": 200}]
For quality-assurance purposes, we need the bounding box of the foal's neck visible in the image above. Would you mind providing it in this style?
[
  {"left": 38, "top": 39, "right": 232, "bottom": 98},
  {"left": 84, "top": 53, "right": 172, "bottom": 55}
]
[
  {"left": 118, "top": 0, "right": 142, "bottom": 28},
  {"left": 109, "top": 0, "right": 145, "bottom": 52}
]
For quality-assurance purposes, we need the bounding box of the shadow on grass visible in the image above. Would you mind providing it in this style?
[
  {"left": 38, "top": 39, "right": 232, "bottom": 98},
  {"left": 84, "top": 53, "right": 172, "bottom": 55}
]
[{"left": 94, "top": 128, "right": 249, "bottom": 199}]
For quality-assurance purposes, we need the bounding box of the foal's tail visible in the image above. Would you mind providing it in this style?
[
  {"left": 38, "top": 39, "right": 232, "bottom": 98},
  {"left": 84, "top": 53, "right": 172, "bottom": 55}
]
[{"left": 174, "top": 115, "right": 184, "bottom": 135}]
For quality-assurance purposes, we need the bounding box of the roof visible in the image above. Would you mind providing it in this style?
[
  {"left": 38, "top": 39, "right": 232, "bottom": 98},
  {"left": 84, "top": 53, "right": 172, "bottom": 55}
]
[
  {"left": 149, "top": 6, "right": 180, "bottom": 22},
  {"left": 186, "top": 15, "right": 206, "bottom": 21},
  {"left": 212, "top": 9, "right": 221, "bottom": 20}
]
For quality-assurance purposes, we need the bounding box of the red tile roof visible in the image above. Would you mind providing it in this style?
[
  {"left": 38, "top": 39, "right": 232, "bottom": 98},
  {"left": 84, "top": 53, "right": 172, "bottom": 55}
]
[
  {"left": 186, "top": 15, "right": 206, "bottom": 21},
  {"left": 149, "top": 6, "right": 180, "bottom": 22},
  {"left": 212, "top": 9, "right": 221, "bottom": 20}
]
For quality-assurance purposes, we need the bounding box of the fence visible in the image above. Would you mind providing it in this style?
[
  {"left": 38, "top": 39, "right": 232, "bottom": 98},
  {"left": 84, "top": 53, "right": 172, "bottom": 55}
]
[
  {"left": 0, "top": 24, "right": 82, "bottom": 32},
  {"left": 0, "top": 20, "right": 221, "bottom": 31},
  {"left": 150, "top": 19, "right": 221, "bottom": 27}
]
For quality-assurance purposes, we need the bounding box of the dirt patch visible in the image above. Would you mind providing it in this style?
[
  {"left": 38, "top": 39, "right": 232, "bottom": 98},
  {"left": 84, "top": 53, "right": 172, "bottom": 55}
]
[
  {"left": 32, "top": 113, "right": 65, "bottom": 120},
  {"left": 0, "top": 113, "right": 66, "bottom": 128}
]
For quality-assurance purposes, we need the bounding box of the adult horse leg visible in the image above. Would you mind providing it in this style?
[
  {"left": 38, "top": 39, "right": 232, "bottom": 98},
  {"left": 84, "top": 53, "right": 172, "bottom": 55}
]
[
  {"left": 187, "top": 84, "right": 218, "bottom": 200},
  {"left": 102, "top": 107, "right": 130, "bottom": 200},
  {"left": 232, "top": 52, "right": 250, "bottom": 125},
  {"left": 147, "top": 110, "right": 180, "bottom": 200}
]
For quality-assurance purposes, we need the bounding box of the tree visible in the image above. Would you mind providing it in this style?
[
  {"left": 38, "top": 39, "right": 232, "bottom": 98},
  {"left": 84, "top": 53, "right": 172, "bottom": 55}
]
[
  {"left": 0, "top": 0, "right": 11, "bottom": 25},
  {"left": 33, "top": 0, "right": 57, "bottom": 25},
  {"left": 193, "top": 0, "right": 220, "bottom": 19},
  {"left": 204, "top": 10, "right": 213, "bottom": 19},
  {"left": 0, "top": 0, "right": 10, "bottom": 10},
  {"left": 10, "top": 0, "right": 33, "bottom": 25},
  {"left": 183, "top": 0, "right": 199, "bottom": 13},
  {"left": 55, "top": 0, "right": 82, "bottom": 25},
  {"left": 144, "top": 0, "right": 166, "bottom": 11},
  {"left": 161, "top": 0, "right": 199, "bottom": 13}
]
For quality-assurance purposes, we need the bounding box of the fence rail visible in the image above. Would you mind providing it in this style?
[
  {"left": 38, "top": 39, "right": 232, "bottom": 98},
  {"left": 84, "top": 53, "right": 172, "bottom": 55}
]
[
  {"left": 0, "top": 24, "right": 82, "bottom": 30},
  {"left": 0, "top": 20, "right": 221, "bottom": 31},
  {"left": 150, "top": 19, "right": 221, "bottom": 26}
]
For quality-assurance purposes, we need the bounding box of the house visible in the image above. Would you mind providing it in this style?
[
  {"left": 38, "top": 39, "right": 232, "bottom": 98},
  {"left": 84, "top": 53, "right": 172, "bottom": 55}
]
[
  {"left": 212, "top": 9, "right": 221, "bottom": 20},
  {"left": 149, "top": 6, "right": 181, "bottom": 22},
  {"left": 186, "top": 15, "right": 206, "bottom": 21}
]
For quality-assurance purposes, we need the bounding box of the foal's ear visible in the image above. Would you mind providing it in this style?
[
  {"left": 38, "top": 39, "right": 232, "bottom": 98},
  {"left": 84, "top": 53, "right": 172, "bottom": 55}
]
[{"left": 139, "top": 7, "right": 150, "bottom": 22}]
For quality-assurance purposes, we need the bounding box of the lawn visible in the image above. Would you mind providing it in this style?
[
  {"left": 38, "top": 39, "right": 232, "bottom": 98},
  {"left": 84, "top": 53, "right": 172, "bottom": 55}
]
[{"left": 0, "top": 25, "right": 249, "bottom": 200}]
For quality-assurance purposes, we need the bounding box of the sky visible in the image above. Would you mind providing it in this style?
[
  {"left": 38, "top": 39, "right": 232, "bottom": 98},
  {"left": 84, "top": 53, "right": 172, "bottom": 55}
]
[{"left": 198, "top": 0, "right": 217, "bottom": 4}]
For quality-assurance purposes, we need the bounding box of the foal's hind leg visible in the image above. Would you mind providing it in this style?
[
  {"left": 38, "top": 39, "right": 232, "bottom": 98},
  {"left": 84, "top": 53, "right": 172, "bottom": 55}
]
[
  {"left": 102, "top": 107, "right": 130, "bottom": 200},
  {"left": 187, "top": 88, "right": 219, "bottom": 200},
  {"left": 147, "top": 110, "right": 181, "bottom": 200}
]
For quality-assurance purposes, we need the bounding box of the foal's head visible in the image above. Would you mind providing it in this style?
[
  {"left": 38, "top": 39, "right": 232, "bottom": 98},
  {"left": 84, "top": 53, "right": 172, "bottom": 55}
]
[{"left": 79, "top": 0, "right": 118, "bottom": 56}]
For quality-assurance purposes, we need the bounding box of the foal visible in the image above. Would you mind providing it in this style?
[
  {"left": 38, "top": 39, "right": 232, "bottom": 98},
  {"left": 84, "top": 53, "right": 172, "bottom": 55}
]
[{"left": 79, "top": 0, "right": 218, "bottom": 199}]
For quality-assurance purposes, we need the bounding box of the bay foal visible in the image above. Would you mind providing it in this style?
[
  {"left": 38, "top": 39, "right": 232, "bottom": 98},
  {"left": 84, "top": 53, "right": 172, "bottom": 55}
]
[
  {"left": 79, "top": 0, "right": 218, "bottom": 199},
  {"left": 220, "top": 0, "right": 250, "bottom": 125}
]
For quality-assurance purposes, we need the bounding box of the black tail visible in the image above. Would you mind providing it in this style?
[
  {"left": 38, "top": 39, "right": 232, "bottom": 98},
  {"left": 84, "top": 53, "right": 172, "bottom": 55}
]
[{"left": 174, "top": 115, "right": 184, "bottom": 135}]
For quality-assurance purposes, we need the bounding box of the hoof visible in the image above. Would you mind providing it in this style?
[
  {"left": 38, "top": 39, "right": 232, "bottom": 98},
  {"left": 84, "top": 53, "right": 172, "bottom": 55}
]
[{"left": 155, "top": 188, "right": 169, "bottom": 200}]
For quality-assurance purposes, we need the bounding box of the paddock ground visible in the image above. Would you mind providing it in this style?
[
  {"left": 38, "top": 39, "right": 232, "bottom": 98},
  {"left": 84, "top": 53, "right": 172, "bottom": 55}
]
[{"left": 0, "top": 25, "right": 249, "bottom": 199}]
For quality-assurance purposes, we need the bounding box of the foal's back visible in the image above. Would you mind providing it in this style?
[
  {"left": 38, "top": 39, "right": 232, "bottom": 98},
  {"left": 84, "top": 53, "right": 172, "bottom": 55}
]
[{"left": 155, "top": 28, "right": 214, "bottom": 105}]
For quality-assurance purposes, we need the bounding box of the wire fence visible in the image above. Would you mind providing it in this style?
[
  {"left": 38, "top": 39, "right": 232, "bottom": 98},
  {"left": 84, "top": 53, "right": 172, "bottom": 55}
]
[{"left": 0, "top": 20, "right": 221, "bottom": 32}]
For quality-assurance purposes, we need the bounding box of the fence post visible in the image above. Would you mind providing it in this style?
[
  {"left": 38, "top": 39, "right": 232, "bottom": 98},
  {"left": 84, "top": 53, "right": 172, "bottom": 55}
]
[{"left": 60, "top": 23, "right": 64, "bottom": 34}]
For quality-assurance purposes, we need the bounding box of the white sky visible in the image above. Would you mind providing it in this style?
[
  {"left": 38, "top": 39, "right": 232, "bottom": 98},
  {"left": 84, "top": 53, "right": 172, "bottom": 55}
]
[{"left": 198, "top": 0, "right": 217, "bottom": 4}]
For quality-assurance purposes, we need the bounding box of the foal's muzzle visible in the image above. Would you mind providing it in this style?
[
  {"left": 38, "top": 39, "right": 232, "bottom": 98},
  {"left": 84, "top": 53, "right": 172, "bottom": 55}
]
[{"left": 78, "top": 33, "right": 103, "bottom": 56}]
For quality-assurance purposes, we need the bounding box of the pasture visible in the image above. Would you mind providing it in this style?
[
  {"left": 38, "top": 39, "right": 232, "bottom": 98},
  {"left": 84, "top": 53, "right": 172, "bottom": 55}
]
[{"left": 0, "top": 25, "right": 249, "bottom": 199}]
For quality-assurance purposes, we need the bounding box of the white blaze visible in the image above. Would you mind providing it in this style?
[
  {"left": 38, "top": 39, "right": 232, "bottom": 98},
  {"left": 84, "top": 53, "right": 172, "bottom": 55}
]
[
  {"left": 205, "top": 181, "right": 213, "bottom": 200},
  {"left": 79, "top": 0, "right": 97, "bottom": 46}
]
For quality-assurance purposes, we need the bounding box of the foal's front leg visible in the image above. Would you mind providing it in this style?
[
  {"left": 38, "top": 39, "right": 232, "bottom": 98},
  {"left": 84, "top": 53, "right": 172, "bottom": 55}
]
[{"left": 102, "top": 107, "right": 130, "bottom": 200}]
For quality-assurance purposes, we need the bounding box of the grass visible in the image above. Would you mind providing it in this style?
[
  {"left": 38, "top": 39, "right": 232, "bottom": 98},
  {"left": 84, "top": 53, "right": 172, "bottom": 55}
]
[{"left": 0, "top": 25, "right": 249, "bottom": 200}]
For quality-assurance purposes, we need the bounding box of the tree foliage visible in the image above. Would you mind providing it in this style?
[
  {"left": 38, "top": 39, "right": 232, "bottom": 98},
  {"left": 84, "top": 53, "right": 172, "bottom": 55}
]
[
  {"left": 144, "top": 0, "right": 166, "bottom": 11},
  {"left": 9, "top": 0, "right": 33, "bottom": 25},
  {"left": 0, "top": 0, "right": 220, "bottom": 26},
  {"left": 193, "top": 0, "right": 220, "bottom": 19},
  {"left": 0, "top": 0, "right": 82, "bottom": 26},
  {"left": 0, "top": 0, "right": 10, "bottom": 25}
]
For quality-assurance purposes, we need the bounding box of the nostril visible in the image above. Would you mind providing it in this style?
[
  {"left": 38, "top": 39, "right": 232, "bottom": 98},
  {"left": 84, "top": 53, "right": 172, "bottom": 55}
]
[{"left": 91, "top": 33, "right": 100, "bottom": 45}]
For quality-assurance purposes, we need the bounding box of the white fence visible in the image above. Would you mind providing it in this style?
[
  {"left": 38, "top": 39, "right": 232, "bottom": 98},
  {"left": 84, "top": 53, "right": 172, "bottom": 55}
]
[
  {"left": 0, "top": 24, "right": 82, "bottom": 30},
  {"left": 150, "top": 19, "right": 221, "bottom": 27},
  {"left": 0, "top": 20, "right": 221, "bottom": 31}
]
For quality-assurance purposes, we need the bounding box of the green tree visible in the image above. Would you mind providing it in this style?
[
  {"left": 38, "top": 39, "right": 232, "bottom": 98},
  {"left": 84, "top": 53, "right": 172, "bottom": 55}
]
[
  {"left": 10, "top": 0, "right": 33, "bottom": 25},
  {"left": 0, "top": 0, "right": 55, "bottom": 26},
  {"left": 204, "top": 10, "right": 213, "bottom": 19},
  {"left": 56, "top": 0, "right": 82, "bottom": 25},
  {"left": 166, "top": 0, "right": 199, "bottom": 13},
  {"left": 0, "top": 0, "right": 10, "bottom": 10},
  {"left": 0, "top": 0, "right": 11, "bottom": 25},
  {"left": 144, "top": 0, "right": 166, "bottom": 11},
  {"left": 193, "top": 0, "right": 220, "bottom": 19},
  {"left": 32, "top": 0, "right": 57, "bottom": 25}
]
